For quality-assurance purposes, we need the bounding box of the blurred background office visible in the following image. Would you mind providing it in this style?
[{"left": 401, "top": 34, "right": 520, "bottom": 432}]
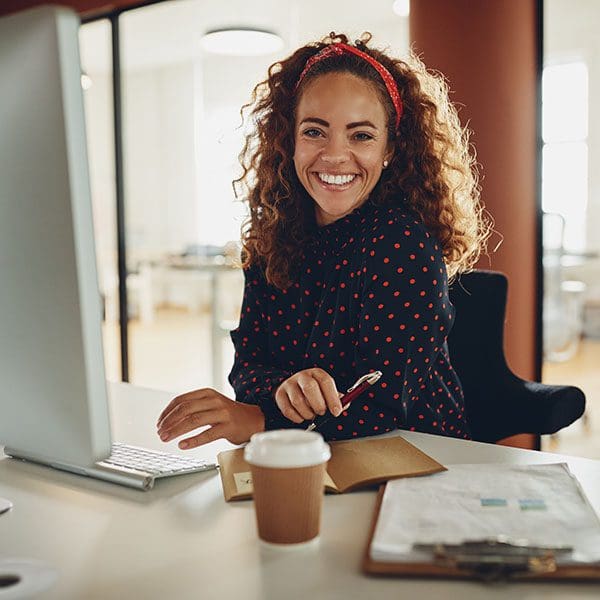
[
  {"left": 75, "top": 0, "right": 412, "bottom": 393},
  {"left": 539, "top": 0, "right": 599, "bottom": 457},
  {"left": 1, "top": 0, "right": 598, "bottom": 458}
]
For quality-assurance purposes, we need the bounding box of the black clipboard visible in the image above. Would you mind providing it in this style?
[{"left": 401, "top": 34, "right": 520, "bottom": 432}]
[{"left": 363, "top": 485, "right": 600, "bottom": 582}]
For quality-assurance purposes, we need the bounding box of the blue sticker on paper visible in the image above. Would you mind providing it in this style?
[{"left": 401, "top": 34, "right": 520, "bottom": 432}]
[
  {"left": 480, "top": 498, "right": 508, "bottom": 507},
  {"left": 519, "top": 498, "right": 547, "bottom": 510}
]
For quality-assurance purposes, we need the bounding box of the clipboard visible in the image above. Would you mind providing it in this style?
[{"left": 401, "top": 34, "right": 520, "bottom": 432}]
[{"left": 363, "top": 485, "right": 600, "bottom": 582}]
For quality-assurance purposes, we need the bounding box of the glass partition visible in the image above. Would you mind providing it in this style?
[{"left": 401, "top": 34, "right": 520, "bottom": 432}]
[
  {"left": 80, "top": 19, "right": 120, "bottom": 382},
  {"left": 80, "top": 0, "right": 410, "bottom": 395},
  {"left": 542, "top": 0, "right": 600, "bottom": 458}
]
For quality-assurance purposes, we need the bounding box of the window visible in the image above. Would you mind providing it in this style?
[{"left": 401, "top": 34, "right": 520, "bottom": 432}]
[{"left": 542, "top": 62, "right": 589, "bottom": 253}]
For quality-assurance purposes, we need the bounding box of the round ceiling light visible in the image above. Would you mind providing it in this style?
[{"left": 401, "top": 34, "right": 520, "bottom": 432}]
[{"left": 201, "top": 28, "right": 284, "bottom": 56}]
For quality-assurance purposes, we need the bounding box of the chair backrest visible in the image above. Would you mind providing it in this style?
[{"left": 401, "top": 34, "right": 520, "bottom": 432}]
[
  {"left": 447, "top": 270, "right": 512, "bottom": 441},
  {"left": 448, "top": 269, "right": 585, "bottom": 443}
]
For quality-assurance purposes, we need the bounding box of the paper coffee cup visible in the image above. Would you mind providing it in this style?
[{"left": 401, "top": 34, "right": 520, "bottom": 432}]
[{"left": 244, "top": 430, "right": 331, "bottom": 545}]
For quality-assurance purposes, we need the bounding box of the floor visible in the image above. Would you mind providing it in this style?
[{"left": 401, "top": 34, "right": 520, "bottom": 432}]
[
  {"left": 102, "top": 308, "right": 600, "bottom": 460},
  {"left": 542, "top": 337, "right": 600, "bottom": 459},
  {"left": 102, "top": 309, "right": 229, "bottom": 396}
]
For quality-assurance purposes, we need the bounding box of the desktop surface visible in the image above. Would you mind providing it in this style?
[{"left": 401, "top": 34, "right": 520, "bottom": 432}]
[{"left": 1, "top": 382, "right": 599, "bottom": 599}]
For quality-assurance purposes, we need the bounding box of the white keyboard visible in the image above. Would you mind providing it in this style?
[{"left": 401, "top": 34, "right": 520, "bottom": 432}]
[{"left": 97, "top": 442, "right": 216, "bottom": 478}]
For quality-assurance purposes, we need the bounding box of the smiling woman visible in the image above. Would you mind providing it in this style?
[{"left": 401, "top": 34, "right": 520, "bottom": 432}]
[
  {"left": 294, "top": 72, "right": 392, "bottom": 226},
  {"left": 156, "top": 31, "right": 491, "bottom": 450}
]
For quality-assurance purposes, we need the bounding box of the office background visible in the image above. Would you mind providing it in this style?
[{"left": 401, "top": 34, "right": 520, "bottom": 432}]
[{"left": 1, "top": 0, "right": 598, "bottom": 457}]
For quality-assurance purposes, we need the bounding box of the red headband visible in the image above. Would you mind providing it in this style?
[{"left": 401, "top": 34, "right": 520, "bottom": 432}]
[{"left": 295, "top": 42, "right": 403, "bottom": 130}]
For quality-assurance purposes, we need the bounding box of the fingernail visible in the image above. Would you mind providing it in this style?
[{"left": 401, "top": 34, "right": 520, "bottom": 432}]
[
  {"left": 179, "top": 441, "right": 189, "bottom": 449},
  {"left": 159, "top": 432, "right": 168, "bottom": 441}
]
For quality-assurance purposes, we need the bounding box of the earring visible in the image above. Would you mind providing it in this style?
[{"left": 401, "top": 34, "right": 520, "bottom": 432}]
[{"left": 383, "top": 160, "right": 389, "bottom": 168}]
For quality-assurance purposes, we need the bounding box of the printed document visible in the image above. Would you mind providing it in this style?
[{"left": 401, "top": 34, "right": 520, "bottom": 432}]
[{"left": 371, "top": 463, "right": 600, "bottom": 565}]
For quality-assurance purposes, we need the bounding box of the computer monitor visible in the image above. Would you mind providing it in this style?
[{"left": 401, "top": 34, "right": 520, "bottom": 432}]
[{"left": 0, "top": 5, "right": 112, "bottom": 466}]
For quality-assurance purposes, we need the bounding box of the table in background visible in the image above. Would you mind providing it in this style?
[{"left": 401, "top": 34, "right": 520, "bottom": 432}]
[
  {"left": 1, "top": 382, "right": 599, "bottom": 599},
  {"left": 150, "top": 255, "right": 242, "bottom": 389}
]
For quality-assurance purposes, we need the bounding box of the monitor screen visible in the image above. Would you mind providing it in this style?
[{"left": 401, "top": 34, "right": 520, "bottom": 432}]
[{"left": 0, "top": 6, "right": 112, "bottom": 465}]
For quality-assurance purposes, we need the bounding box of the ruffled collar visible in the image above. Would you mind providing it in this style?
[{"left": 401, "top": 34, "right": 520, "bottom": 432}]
[{"left": 308, "top": 200, "right": 376, "bottom": 257}]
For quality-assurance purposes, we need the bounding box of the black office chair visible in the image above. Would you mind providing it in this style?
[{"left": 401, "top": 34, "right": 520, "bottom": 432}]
[{"left": 447, "top": 270, "right": 586, "bottom": 444}]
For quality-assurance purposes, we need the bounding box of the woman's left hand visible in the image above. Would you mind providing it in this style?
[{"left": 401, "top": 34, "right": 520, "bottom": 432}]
[{"left": 156, "top": 388, "right": 265, "bottom": 449}]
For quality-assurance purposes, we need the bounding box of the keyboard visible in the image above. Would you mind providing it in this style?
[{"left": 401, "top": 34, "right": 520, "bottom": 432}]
[{"left": 96, "top": 442, "right": 216, "bottom": 479}]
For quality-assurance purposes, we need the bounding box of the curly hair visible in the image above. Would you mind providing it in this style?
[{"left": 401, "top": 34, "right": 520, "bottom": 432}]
[{"left": 234, "top": 32, "right": 490, "bottom": 289}]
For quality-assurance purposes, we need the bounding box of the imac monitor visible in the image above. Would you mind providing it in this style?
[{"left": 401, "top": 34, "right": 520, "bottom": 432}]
[
  {"left": 0, "top": 5, "right": 111, "bottom": 466},
  {"left": 0, "top": 6, "right": 215, "bottom": 489}
]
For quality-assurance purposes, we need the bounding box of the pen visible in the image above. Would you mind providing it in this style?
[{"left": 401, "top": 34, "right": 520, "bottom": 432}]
[{"left": 306, "top": 370, "right": 383, "bottom": 432}]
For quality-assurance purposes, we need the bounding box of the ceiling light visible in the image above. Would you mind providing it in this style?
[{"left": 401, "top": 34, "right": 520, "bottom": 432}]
[
  {"left": 392, "top": 0, "right": 410, "bottom": 17},
  {"left": 201, "top": 28, "right": 284, "bottom": 56}
]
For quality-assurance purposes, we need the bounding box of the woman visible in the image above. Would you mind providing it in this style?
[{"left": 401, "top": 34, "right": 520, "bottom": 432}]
[{"left": 157, "top": 32, "right": 489, "bottom": 449}]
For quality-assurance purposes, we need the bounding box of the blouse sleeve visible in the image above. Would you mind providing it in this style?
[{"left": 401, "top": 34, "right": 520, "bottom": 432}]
[
  {"left": 354, "top": 215, "right": 456, "bottom": 428},
  {"left": 228, "top": 265, "right": 293, "bottom": 427}
]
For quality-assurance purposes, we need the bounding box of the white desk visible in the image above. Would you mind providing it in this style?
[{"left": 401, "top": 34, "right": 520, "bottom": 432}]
[{"left": 1, "top": 383, "right": 599, "bottom": 599}]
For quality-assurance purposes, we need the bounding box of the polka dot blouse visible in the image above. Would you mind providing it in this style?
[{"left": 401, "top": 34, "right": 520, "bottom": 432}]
[{"left": 228, "top": 200, "right": 470, "bottom": 441}]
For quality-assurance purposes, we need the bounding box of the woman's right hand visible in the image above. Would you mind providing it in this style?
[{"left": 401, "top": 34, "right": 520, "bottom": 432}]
[{"left": 275, "top": 368, "right": 343, "bottom": 423}]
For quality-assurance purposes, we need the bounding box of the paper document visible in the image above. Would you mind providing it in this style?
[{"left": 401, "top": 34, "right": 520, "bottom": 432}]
[{"left": 371, "top": 463, "right": 600, "bottom": 565}]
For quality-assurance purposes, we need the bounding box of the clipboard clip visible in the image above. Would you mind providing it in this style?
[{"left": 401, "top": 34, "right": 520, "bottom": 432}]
[{"left": 414, "top": 536, "right": 574, "bottom": 581}]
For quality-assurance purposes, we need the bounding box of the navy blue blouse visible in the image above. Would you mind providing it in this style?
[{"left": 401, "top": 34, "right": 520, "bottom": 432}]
[{"left": 228, "top": 200, "right": 470, "bottom": 441}]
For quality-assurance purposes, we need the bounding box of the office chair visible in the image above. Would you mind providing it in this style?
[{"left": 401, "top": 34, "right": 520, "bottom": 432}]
[{"left": 447, "top": 270, "right": 586, "bottom": 444}]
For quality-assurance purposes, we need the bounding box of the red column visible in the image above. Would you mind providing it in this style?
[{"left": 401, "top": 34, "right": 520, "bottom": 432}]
[{"left": 410, "top": 0, "right": 540, "bottom": 449}]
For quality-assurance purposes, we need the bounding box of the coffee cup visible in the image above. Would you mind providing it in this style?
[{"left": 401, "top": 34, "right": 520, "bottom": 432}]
[{"left": 244, "top": 429, "right": 331, "bottom": 546}]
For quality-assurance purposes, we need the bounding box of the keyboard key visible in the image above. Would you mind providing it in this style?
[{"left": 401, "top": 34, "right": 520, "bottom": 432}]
[{"left": 97, "top": 443, "right": 215, "bottom": 478}]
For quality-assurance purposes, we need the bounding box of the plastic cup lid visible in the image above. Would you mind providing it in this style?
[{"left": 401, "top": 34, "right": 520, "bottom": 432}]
[{"left": 244, "top": 429, "right": 331, "bottom": 468}]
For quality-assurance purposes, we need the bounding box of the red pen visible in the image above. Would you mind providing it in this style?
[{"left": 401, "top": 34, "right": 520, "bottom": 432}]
[{"left": 306, "top": 370, "right": 383, "bottom": 432}]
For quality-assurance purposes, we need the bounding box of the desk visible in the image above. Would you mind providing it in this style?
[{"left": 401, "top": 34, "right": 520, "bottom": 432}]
[{"left": 1, "top": 382, "right": 599, "bottom": 599}]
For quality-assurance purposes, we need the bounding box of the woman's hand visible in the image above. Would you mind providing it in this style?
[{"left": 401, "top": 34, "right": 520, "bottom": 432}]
[
  {"left": 156, "top": 388, "right": 265, "bottom": 449},
  {"left": 275, "top": 368, "right": 342, "bottom": 424}
]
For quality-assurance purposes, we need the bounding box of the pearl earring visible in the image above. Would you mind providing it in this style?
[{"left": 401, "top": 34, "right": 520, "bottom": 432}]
[{"left": 383, "top": 160, "right": 389, "bottom": 168}]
